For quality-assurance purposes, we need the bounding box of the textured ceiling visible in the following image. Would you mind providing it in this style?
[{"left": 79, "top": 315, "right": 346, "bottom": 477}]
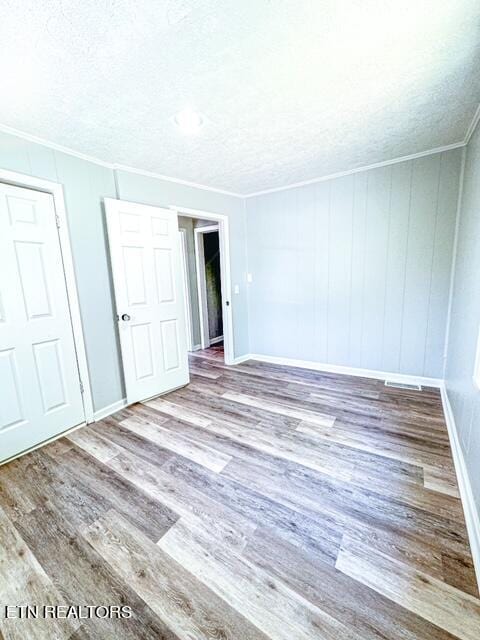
[{"left": 0, "top": 0, "right": 479, "bottom": 195}]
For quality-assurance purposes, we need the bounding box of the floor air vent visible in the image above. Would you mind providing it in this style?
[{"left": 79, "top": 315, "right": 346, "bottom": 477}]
[{"left": 384, "top": 380, "right": 422, "bottom": 391}]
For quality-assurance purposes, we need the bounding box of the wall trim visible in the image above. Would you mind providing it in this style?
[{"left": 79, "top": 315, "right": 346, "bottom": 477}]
[
  {"left": 231, "top": 354, "right": 252, "bottom": 365},
  {"left": 172, "top": 205, "right": 235, "bottom": 366},
  {"left": 442, "top": 147, "right": 467, "bottom": 374},
  {"left": 113, "top": 164, "right": 242, "bottom": 198},
  {"left": 0, "top": 123, "right": 243, "bottom": 198},
  {"left": 0, "top": 123, "right": 113, "bottom": 168},
  {"left": 210, "top": 335, "right": 224, "bottom": 345},
  {"left": 0, "top": 121, "right": 472, "bottom": 200},
  {"left": 244, "top": 142, "right": 465, "bottom": 198},
  {"left": 0, "top": 167, "right": 94, "bottom": 424},
  {"left": 93, "top": 398, "right": 128, "bottom": 422},
  {"left": 246, "top": 353, "right": 443, "bottom": 387},
  {"left": 440, "top": 384, "right": 480, "bottom": 589},
  {"left": 178, "top": 228, "right": 194, "bottom": 352},
  {"left": 464, "top": 103, "right": 480, "bottom": 145}
]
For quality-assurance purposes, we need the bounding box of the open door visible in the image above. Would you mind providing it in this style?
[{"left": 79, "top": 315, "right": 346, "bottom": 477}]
[{"left": 105, "top": 198, "right": 189, "bottom": 404}]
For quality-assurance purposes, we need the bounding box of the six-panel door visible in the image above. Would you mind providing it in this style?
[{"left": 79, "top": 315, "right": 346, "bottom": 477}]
[
  {"left": 0, "top": 183, "right": 85, "bottom": 463},
  {"left": 105, "top": 198, "right": 189, "bottom": 404}
]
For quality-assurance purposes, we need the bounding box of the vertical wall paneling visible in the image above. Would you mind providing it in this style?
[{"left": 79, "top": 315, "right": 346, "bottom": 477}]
[
  {"left": 53, "top": 153, "right": 122, "bottom": 411},
  {"left": 0, "top": 130, "right": 249, "bottom": 415},
  {"left": 425, "top": 152, "right": 462, "bottom": 377},
  {"left": 445, "top": 122, "right": 480, "bottom": 514},
  {"left": 115, "top": 170, "right": 249, "bottom": 358},
  {"left": 399, "top": 155, "right": 441, "bottom": 374},
  {"left": 360, "top": 166, "right": 391, "bottom": 370},
  {"left": 328, "top": 175, "right": 354, "bottom": 365},
  {"left": 296, "top": 185, "right": 316, "bottom": 362},
  {"left": 349, "top": 171, "right": 368, "bottom": 367},
  {"left": 246, "top": 149, "right": 462, "bottom": 378},
  {"left": 381, "top": 161, "right": 411, "bottom": 373}
]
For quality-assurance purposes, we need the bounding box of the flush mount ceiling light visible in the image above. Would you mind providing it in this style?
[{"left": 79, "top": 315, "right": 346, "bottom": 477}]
[{"left": 173, "top": 108, "right": 204, "bottom": 135}]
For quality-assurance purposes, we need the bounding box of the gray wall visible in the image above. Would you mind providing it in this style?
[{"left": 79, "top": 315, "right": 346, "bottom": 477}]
[
  {"left": 246, "top": 149, "right": 462, "bottom": 378},
  {"left": 0, "top": 128, "right": 466, "bottom": 421},
  {"left": 445, "top": 123, "right": 480, "bottom": 514},
  {"left": 115, "top": 170, "right": 249, "bottom": 357},
  {"left": 0, "top": 131, "right": 123, "bottom": 413},
  {"left": 178, "top": 216, "right": 201, "bottom": 348},
  {"left": 0, "top": 131, "right": 249, "bottom": 415}
]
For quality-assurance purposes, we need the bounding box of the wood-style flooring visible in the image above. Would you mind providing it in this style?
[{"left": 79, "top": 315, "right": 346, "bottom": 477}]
[{"left": 0, "top": 344, "right": 479, "bottom": 639}]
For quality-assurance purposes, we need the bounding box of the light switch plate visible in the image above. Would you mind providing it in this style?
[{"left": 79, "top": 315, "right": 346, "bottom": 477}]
[
  {"left": 247, "top": 273, "right": 253, "bottom": 283},
  {"left": 234, "top": 284, "right": 240, "bottom": 294}
]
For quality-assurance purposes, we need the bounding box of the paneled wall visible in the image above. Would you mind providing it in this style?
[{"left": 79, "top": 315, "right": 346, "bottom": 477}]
[
  {"left": 0, "top": 132, "right": 123, "bottom": 412},
  {"left": 445, "top": 123, "right": 480, "bottom": 513},
  {"left": 246, "top": 149, "right": 462, "bottom": 378},
  {"left": 0, "top": 128, "right": 465, "bottom": 414},
  {"left": 115, "top": 170, "right": 249, "bottom": 357},
  {"left": 0, "top": 131, "right": 249, "bottom": 414},
  {"left": 178, "top": 216, "right": 202, "bottom": 348}
]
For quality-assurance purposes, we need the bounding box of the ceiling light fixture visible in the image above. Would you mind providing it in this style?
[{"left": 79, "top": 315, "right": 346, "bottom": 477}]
[{"left": 173, "top": 108, "right": 204, "bottom": 135}]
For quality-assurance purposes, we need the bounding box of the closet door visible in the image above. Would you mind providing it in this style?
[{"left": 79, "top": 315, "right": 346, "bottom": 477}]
[{"left": 0, "top": 183, "right": 85, "bottom": 463}]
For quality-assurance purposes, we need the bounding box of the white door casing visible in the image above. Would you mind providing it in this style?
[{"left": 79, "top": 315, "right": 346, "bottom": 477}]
[
  {"left": 105, "top": 198, "right": 189, "bottom": 404},
  {"left": 169, "top": 206, "right": 234, "bottom": 365},
  {"left": 179, "top": 229, "right": 194, "bottom": 352},
  {"left": 0, "top": 183, "right": 85, "bottom": 463}
]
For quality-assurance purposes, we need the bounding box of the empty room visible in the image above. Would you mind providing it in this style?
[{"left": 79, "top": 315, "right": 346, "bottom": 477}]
[{"left": 0, "top": 1, "right": 479, "bottom": 638}]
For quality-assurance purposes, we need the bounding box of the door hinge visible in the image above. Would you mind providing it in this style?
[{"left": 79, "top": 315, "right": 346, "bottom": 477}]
[
  {"left": 79, "top": 379, "right": 84, "bottom": 394},
  {"left": 55, "top": 214, "right": 61, "bottom": 229}
]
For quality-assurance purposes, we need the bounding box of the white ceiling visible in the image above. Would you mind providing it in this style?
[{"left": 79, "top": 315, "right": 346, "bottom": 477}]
[{"left": 0, "top": 0, "right": 479, "bottom": 195}]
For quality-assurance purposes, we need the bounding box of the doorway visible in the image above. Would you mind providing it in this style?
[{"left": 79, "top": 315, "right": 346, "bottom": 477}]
[
  {"left": 178, "top": 217, "right": 226, "bottom": 363},
  {"left": 174, "top": 206, "right": 233, "bottom": 365},
  {"left": 197, "top": 226, "right": 223, "bottom": 350}
]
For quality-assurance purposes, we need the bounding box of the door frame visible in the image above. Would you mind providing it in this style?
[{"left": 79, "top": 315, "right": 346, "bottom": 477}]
[
  {"left": 170, "top": 206, "right": 234, "bottom": 364},
  {"left": 178, "top": 228, "right": 194, "bottom": 352},
  {"left": 0, "top": 167, "right": 94, "bottom": 423},
  {"left": 194, "top": 225, "right": 221, "bottom": 350}
]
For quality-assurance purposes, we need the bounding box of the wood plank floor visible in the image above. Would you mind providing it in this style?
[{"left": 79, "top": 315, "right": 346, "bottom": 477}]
[{"left": 1, "top": 344, "right": 479, "bottom": 639}]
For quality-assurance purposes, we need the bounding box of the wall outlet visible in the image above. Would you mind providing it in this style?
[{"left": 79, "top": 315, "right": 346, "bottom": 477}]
[{"left": 234, "top": 284, "right": 240, "bottom": 295}]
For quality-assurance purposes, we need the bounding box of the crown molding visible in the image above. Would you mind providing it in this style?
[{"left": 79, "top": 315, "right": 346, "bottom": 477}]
[
  {"left": 243, "top": 141, "right": 465, "bottom": 198},
  {"left": 463, "top": 102, "right": 480, "bottom": 145},
  {"left": 112, "top": 163, "right": 242, "bottom": 198},
  {"left": 1, "top": 120, "right": 475, "bottom": 200},
  {"left": 0, "top": 123, "right": 113, "bottom": 168},
  {"left": 0, "top": 123, "right": 243, "bottom": 198}
]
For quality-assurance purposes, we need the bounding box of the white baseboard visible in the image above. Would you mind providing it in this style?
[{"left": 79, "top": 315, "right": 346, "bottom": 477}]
[
  {"left": 440, "top": 384, "right": 480, "bottom": 589},
  {"left": 191, "top": 344, "right": 202, "bottom": 352},
  {"left": 231, "top": 353, "right": 252, "bottom": 365},
  {"left": 247, "top": 353, "right": 443, "bottom": 388},
  {"left": 209, "top": 335, "right": 224, "bottom": 345},
  {"left": 93, "top": 398, "right": 128, "bottom": 422}
]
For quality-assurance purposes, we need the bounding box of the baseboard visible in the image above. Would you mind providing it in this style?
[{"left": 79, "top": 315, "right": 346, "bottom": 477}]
[
  {"left": 440, "top": 384, "right": 480, "bottom": 589},
  {"left": 247, "top": 353, "right": 443, "bottom": 388},
  {"left": 209, "top": 335, "right": 224, "bottom": 345},
  {"left": 191, "top": 344, "right": 202, "bottom": 352},
  {"left": 93, "top": 398, "right": 128, "bottom": 422},
  {"left": 231, "top": 353, "right": 252, "bottom": 365}
]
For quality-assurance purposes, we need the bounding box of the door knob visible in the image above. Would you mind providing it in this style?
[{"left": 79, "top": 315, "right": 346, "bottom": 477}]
[{"left": 121, "top": 313, "right": 131, "bottom": 321}]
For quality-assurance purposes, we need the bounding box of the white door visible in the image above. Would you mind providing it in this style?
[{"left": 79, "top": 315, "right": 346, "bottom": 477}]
[
  {"left": 105, "top": 198, "right": 189, "bottom": 404},
  {"left": 0, "top": 183, "right": 85, "bottom": 463}
]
